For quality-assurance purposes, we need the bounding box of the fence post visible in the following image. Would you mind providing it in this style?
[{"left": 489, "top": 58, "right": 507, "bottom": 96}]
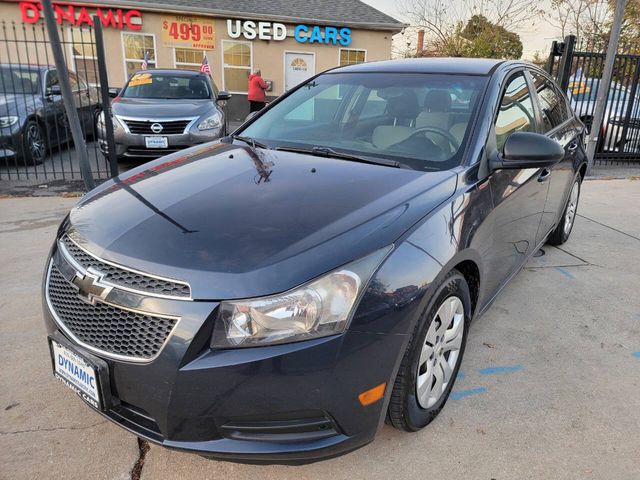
[
  {"left": 41, "top": 0, "right": 95, "bottom": 191},
  {"left": 546, "top": 41, "right": 559, "bottom": 75},
  {"left": 618, "top": 57, "right": 640, "bottom": 153},
  {"left": 557, "top": 35, "right": 576, "bottom": 92},
  {"left": 585, "top": 0, "right": 628, "bottom": 174},
  {"left": 93, "top": 16, "right": 118, "bottom": 178}
]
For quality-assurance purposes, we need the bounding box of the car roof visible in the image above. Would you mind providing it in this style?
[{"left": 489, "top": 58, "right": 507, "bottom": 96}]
[
  {"left": 133, "top": 69, "right": 206, "bottom": 76},
  {"left": 0, "top": 64, "right": 51, "bottom": 71},
  {"left": 332, "top": 57, "right": 507, "bottom": 76}
]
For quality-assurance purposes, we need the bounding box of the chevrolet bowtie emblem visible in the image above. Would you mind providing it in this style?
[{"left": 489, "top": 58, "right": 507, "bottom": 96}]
[{"left": 71, "top": 269, "right": 113, "bottom": 305}]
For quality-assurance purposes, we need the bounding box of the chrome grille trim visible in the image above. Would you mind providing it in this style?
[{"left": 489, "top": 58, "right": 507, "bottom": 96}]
[
  {"left": 59, "top": 234, "right": 192, "bottom": 300},
  {"left": 45, "top": 261, "right": 180, "bottom": 363},
  {"left": 116, "top": 115, "right": 198, "bottom": 135}
]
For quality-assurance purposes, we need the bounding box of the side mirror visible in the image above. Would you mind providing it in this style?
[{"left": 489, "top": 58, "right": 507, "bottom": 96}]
[
  {"left": 46, "top": 85, "right": 62, "bottom": 97},
  {"left": 108, "top": 87, "right": 121, "bottom": 98},
  {"left": 491, "top": 132, "right": 564, "bottom": 170},
  {"left": 244, "top": 111, "right": 259, "bottom": 123},
  {"left": 217, "top": 91, "right": 232, "bottom": 102}
]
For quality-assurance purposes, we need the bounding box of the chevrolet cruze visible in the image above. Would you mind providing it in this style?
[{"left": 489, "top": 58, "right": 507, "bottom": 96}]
[{"left": 43, "top": 58, "right": 587, "bottom": 463}]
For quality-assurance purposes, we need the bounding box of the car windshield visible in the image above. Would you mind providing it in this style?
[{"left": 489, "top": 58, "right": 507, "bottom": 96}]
[
  {"left": 0, "top": 66, "right": 40, "bottom": 94},
  {"left": 122, "top": 72, "right": 211, "bottom": 99},
  {"left": 240, "top": 72, "right": 487, "bottom": 171}
]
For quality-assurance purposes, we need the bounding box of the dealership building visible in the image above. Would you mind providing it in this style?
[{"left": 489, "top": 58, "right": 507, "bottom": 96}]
[{"left": 3, "top": 0, "right": 403, "bottom": 119}]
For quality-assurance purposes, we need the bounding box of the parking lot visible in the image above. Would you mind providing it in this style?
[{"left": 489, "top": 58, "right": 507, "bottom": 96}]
[{"left": 0, "top": 177, "right": 639, "bottom": 480}]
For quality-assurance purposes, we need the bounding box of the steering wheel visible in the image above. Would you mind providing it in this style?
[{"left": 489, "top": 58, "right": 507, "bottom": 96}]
[{"left": 404, "top": 126, "right": 460, "bottom": 152}]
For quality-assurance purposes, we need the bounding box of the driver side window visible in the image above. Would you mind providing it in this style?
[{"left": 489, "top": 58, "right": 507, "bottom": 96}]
[{"left": 495, "top": 74, "right": 536, "bottom": 151}]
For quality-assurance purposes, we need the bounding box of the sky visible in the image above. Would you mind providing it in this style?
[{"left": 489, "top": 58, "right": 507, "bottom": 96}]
[{"left": 361, "top": 0, "right": 563, "bottom": 59}]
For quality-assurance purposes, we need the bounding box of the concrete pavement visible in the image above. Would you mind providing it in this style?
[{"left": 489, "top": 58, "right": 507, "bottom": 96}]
[{"left": 1, "top": 178, "right": 639, "bottom": 480}]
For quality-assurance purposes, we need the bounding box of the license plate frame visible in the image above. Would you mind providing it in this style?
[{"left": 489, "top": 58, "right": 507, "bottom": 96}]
[
  {"left": 145, "top": 136, "right": 168, "bottom": 148},
  {"left": 48, "top": 335, "right": 111, "bottom": 411}
]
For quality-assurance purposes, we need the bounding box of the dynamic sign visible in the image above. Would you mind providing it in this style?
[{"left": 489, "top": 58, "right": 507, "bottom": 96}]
[
  {"left": 19, "top": 1, "right": 142, "bottom": 30},
  {"left": 162, "top": 15, "right": 215, "bottom": 50},
  {"left": 227, "top": 20, "right": 352, "bottom": 46}
]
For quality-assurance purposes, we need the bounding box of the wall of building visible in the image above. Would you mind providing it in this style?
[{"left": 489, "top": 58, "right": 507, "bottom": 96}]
[{"left": 1, "top": 2, "right": 396, "bottom": 120}]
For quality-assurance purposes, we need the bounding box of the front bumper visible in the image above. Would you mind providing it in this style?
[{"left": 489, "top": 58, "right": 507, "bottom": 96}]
[
  {"left": 98, "top": 120, "right": 224, "bottom": 160},
  {"left": 0, "top": 123, "right": 22, "bottom": 159},
  {"left": 42, "top": 245, "right": 405, "bottom": 464}
]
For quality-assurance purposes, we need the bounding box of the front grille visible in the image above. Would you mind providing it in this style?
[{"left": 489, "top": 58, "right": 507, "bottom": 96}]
[
  {"left": 61, "top": 235, "right": 191, "bottom": 298},
  {"left": 122, "top": 118, "right": 191, "bottom": 135},
  {"left": 47, "top": 264, "right": 177, "bottom": 360}
]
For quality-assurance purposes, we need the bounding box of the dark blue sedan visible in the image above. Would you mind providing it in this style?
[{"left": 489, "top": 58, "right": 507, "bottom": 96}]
[{"left": 43, "top": 58, "right": 587, "bottom": 463}]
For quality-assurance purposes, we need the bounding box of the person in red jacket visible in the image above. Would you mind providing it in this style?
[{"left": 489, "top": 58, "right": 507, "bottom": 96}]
[{"left": 247, "top": 69, "right": 269, "bottom": 113}]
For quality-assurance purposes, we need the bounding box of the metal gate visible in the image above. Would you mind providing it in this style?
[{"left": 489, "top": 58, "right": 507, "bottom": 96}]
[
  {"left": 0, "top": 20, "right": 114, "bottom": 181},
  {"left": 547, "top": 36, "right": 640, "bottom": 165}
]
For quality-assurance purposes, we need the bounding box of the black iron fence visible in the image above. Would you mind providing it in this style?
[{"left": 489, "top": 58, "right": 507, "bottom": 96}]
[
  {"left": 547, "top": 36, "right": 640, "bottom": 165},
  {"left": 0, "top": 20, "right": 114, "bottom": 181}
]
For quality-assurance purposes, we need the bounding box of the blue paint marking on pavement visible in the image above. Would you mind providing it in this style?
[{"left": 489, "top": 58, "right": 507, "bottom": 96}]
[
  {"left": 633, "top": 352, "right": 640, "bottom": 358},
  {"left": 555, "top": 267, "right": 576, "bottom": 279},
  {"left": 457, "top": 371, "right": 465, "bottom": 379},
  {"left": 479, "top": 365, "right": 524, "bottom": 375},
  {"left": 450, "top": 387, "right": 487, "bottom": 400}
]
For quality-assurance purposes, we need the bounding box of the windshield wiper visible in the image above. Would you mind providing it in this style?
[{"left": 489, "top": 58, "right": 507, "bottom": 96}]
[
  {"left": 232, "top": 135, "right": 269, "bottom": 150},
  {"left": 275, "top": 145, "right": 401, "bottom": 168}
]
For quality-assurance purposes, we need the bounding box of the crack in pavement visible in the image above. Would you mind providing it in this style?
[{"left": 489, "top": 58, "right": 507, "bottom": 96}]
[
  {"left": 131, "top": 438, "right": 150, "bottom": 480},
  {"left": 0, "top": 420, "right": 107, "bottom": 435},
  {"left": 577, "top": 214, "right": 640, "bottom": 242}
]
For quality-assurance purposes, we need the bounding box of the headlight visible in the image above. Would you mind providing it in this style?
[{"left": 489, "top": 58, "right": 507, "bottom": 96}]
[
  {"left": 211, "top": 246, "right": 392, "bottom": 348},
  {"left": 197, "top": 112, "right": 222, "bottom": 130},
  {"left": 97, "top": 111, "right": 122, "bottom": 129},
  {"left": 0, "top": 116, "right": 18, "bottom": 128}
]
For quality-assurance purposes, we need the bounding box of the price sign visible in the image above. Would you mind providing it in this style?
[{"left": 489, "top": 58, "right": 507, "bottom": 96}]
[{"left": 161, "top": 15, "right": 215, "bottom": 50}]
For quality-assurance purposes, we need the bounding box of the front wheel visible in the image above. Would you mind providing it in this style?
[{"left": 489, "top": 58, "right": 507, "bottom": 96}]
[
  {"left": 547, "top": 178, "right": 581, "bottom": 246},
  {"left": 22, "top": 119, "right": 47, "bottom": 165},
  {"left": 388, "top": 270, "right": 471, "bottom": 432}
]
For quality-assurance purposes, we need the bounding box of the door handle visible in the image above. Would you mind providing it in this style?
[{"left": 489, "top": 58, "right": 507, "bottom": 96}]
[
  {"left": 567, "top": 142, "right": 579, "bottom": 152},
  {"left": 538, "top": 168, "right": 551, "bottom": 182}
]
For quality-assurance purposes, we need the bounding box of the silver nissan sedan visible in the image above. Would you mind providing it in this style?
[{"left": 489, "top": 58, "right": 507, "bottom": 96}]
[{"left": 98, "top": 69, "right": 231, "bottom": 161}]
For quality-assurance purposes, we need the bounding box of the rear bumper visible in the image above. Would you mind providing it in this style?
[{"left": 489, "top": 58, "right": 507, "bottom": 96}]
[{"left": 42, "top": 274, "right": 405, "bottom": 463}]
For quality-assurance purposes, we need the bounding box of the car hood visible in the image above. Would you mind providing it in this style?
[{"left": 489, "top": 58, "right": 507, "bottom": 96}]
[
  {"left": 0, "top": 93, "right": 34, "bottom": 117},
  {"left": 112, "top": 98, "right": 214, "bottom": 118},
  {"left": 66, "top": 142, "right": 457, "bottom": 299}
]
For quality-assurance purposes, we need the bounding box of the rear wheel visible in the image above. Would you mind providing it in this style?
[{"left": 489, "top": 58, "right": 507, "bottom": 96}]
[
  {"left": 547, "top": 178, "right": 581, "bottom": 245},
  {"left": 22, "top": 119, "right": 47, "bottom": 165},
  {"left": 388, "top": 270, "right": 470, "bottom": 432}
]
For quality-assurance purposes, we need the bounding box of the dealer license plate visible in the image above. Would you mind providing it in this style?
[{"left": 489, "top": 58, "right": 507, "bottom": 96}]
[
  {"left": 50, "top": 339, "right": 102, "bottom": 410},
  {"left": 145, "top": 136, "right": 168, "bottom": 148}
]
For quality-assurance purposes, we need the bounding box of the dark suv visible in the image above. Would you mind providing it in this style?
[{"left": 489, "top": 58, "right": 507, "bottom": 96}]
[{"left": 44, "top": 58, "right": 586, "bottom": 464}]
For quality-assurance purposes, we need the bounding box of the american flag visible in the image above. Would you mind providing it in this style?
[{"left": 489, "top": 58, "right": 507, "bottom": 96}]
[
  {"left": 141, "top": 51, "right": 149, "bottom": 70},
  {"left": 200, "top": 54, "right": 211, "bottom": 75}
]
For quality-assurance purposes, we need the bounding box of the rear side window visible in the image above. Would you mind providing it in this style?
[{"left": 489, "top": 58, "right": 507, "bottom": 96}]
[
  {"left": 531, "top": 72, "right": 571, "bottom": 132},
  {"left": 495, "top": 73, "right": 536, "bottom": 150}
]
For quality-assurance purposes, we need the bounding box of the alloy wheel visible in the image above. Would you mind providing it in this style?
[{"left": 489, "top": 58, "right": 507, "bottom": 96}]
[
  {"left": 26, "top": 122, "right": 46, "bottom": 163},
  {"left": 564, "top": 181, "right": 579, "bottom": 236},
  {"left": 416, "top": 296, "right": 465, "bottom": 409}
]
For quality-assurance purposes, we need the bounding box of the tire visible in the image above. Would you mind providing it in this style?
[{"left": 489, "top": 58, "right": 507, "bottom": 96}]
[
  {"left": 22, "top": 119, "right": 47, "bottom": 166},
  {"left": 388, "top": 269, "right": 471, "bottom": 432},
  {"left": 547, "top": 178, "right": 581, "bottom": 246}
]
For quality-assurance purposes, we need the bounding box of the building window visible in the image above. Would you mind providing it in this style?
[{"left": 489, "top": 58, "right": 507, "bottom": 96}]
[
  {"left": 222, "top": 40, "right": 251, "bottom": 93},
  {"left": 174, "top": 48, "right": 205, "bottom": 71},
  {"left": 339, "top": 49, "right": 366, "bottom": 66},
  {"left": 122, "top": 33, "right": 156, "bottom": 80},
  {"left": 69, "top": 29, "right": 98, "bottom": 85}
]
